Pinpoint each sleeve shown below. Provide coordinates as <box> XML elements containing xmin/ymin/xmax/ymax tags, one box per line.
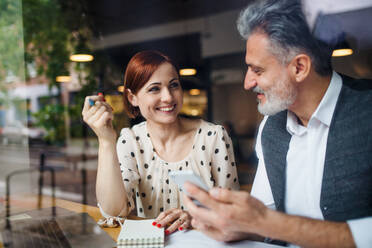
<box><xmin>116</xmin><ymin>128</ymin><xmax>141</xmax><ymax>214</ymax></box>
<box><xmin>210</xmin><ymin>125</ymin><xmax>240</xmax><ymax>190</ymax></box>
<box><xmin>347</xmin><ymin>217</ymin><xmax>372</xmax><ymax>248</ymax></box>
<box><xmin>250</xmin><ymin>116</ymin><xmax>276</xmax><ymax>209</ymax></box>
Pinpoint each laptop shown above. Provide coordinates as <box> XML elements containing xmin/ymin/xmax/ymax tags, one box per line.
<box><xmin>0</xmin><ymin>207</ymin><xmax>116</xmax><ymax>248</ymax></box>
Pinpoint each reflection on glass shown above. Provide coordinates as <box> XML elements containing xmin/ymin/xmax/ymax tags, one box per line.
<box><xmin>0</xmin><ymin>0</ymin><xmax>31</xmax><ymax>206</ymax></box>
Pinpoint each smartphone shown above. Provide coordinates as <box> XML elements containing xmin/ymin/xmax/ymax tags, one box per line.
<box><xmin>169</xmin><ymin>171</ymin><xmax>210</xmax><ymax>207</ymax></box>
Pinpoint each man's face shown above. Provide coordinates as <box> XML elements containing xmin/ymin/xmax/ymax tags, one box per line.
<box><xmin>244</xmin><ymin>32</ymin><xmax>297</xmax><ymax>116</ymax></box>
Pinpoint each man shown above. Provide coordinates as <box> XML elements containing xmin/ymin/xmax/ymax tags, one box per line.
<box><xmin>183</xmin><ymin>0</ymin><xmax>372</xmax><ymax>247</ymax></box>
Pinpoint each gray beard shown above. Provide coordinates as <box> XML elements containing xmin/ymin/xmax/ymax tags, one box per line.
<box><xmin>254</xmin><ymin>78</ymin><xmax>297</xmax><ymax>116</ymax></box>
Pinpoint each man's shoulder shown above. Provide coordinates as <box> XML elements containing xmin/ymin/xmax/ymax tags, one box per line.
<box><xmin>340</xmin><ymin>74</ymin><xmax>372</xmax><ymax>91</ymax></box>
<box><xmin>263</xmin><ymin>111</ymin><xmax>288</xmax><ymax>131</ymax></box>
<box><xmin>261</xmin><ymin>112</ymin><xmax>291</xmax><ymax>147</ymax></box>
<box><xmin>339</xmin><ymin>74</ymin><xmax>372</xmax><ymax>110</ymax></box>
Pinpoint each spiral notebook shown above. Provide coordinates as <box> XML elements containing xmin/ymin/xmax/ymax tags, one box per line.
<box><xmin>117</xmin><ymin>219</ymin><xmax>164</xmax><ymax>247</ymax></box>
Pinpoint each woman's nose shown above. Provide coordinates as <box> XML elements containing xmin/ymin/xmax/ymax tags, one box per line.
<box><xmin>161</xmin><ymin>88</ymin><xmax>172</xmax><ymax>102</ymax></box>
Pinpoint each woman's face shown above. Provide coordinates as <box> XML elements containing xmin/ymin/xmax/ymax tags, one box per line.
<box><xmin>130</xmin><ymin>62</ymin><xmax>183</xmax><ymax>125</ymax></box>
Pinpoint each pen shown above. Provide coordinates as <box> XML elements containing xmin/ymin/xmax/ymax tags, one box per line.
<box><xmin>89</xmin><ymin>92</ymin><xmax>105</xmax><ymax>106</ymax></box>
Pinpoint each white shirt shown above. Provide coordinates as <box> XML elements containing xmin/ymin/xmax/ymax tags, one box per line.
<box><xmin>251</xmin><ymin>72</ymin><xmax>372</xmax><ymax>247</ymax></box>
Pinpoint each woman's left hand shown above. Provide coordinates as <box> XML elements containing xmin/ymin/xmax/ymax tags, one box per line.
<box><xmin>154</xmin><ymin>208</ymin><xmax>192</xmax><ymax>235</ymax></box>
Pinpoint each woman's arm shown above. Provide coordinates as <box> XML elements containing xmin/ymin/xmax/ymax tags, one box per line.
<box><xmin>82</xmin><ymin>95</ymin><xmax>131</xmax><ymax>217</ymax></box>
<box><xmin>96</xmin><ymin>140</ymin><xmax>130</xmax><ymax>216</ymax></box>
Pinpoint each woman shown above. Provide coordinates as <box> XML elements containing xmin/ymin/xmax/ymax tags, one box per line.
<box><xmin>82</xmin><ymin>50</ymin><xmax>239</xmax><ymax>234</ymax></box>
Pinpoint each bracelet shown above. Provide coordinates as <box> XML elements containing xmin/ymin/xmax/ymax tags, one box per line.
<box><xmin>263</xmin><ymin>237</ymin><xmax>273</xmax><ymax>243</ymax></box>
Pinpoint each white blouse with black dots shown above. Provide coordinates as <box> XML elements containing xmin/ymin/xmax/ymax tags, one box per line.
<box><xmin>102</xmin><ymin>119</ymin><xmax>240</xmax><ymax>219</ymax></box>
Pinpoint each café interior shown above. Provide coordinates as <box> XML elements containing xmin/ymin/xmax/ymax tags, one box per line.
<box><xmin>0</xmin><ymin>0</ymin><xmax>371</xmax><ymax>246</ymax></box>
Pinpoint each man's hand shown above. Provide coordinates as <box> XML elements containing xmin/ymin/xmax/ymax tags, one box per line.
<box><xmin>190</xmin><ymin>218</ymin><xmax>257</xmax><ymax>242</ymax></box>
<box><xmin>183</xmin><ymin>182</ymin><xmax>356</xmax><ymax>247</ymax></box>
<box><xmin>183</xmin><ymin>182</ymin><xmax>268</xmax><ymax>241</ymax></box>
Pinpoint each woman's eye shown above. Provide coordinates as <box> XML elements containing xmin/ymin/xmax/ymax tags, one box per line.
<box><xmin>170</xmin><ymin>82</ymin><xmax>180</xmax><ymax>88</ymax></box>
<box><xmin>148</xmin><ymin>86</ymin><xmax>160</xmax><ymax>92</ymax></box>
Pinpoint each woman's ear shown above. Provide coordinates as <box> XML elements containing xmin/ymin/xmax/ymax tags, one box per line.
<box><xmin>288</xmin><ymin>54</ymin><xmax>311</xmax><ymax>83</ymax></box>
<box><xmin>127</xmin><ymin>89</ymin><xmax>138</xmax><ymax>107</ymax></box>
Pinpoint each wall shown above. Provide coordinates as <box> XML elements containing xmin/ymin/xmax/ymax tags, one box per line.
<box><xmin>93</xmin><ymin>10</ymin><xmax>245</xmax><ymax>58</ymax></box>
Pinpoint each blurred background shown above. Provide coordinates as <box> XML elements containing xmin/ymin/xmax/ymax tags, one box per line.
<box><xmin>1</xmin><ymin>0</ymin><xmax>371</xmax><ymax>209</ymax></box>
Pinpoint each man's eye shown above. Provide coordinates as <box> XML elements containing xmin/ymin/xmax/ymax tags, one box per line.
<box><xmin>253</xmin><ymin>68</ymin><xmax>262</xmax><ymax>75</ymax></box>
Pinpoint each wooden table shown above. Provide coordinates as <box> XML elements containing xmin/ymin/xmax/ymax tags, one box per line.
<box><xmin>2</xmin><ymin>182</ymin><xmax>253</xmax><ymax>242</ymax></box>
<box><xmin>2</xmin><ymin>194</ymin><xmax>280</xmax><ymax>248</ymax></box>
<box><xmin>1</xmin><ymin>194</ymin><xmax>123</xmax><ymax>241</ymax></box>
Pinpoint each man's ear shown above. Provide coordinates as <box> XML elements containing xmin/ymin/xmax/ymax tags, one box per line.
<box><xmin>288</xmin><ymin>54</ymin><xmax>311</xmax><ymax>82</ymax></box>
<box><xmin>127</xmin><ymin>89</ymin><xmax>138</xmax><ymax>107</ymax></box>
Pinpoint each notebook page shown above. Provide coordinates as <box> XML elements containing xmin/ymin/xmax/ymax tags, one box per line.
<box><xmin>118</xmin><ymin>219</ymin><xmax>164</xmax><ymax>240</ymax></box>
<box><xmin>166</xmin><ymin>230</ymin><xmax>280</xmax><ymax>248</ymax></box>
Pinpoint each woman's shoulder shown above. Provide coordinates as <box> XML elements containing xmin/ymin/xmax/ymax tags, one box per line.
<box><xmin>119</xmin><ymin>121</ymin><xmax>147</xmax><ymax>139</ymax></box>
<box><xmin>131</xmin><ymin>121</ymin><xmax>147</xmax><ymax>134</ymax></box>
<box><xmin>198</xmin><ymin>119</ymin><xmax>226</xmax><ymax>134</ymax></box>
<box><xmin>180</xmin><ymin>117</ymin><xmax>202</xmax><ymax>132</ymax></box>
<box><xmin>180</xmin><ymin>117</ymin><xmax>222</xmax><ymax>129</ymax></box>
<box><xmin>185</xmin><ymin>118</ymin><xmax>227</xmax><ymax>147</ymax></box>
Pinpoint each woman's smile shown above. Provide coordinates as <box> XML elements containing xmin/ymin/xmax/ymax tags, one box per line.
<box><xmin>156</xmin><ymin>104</ymin><xmax>176</xmax><ymax>113</ymax></box>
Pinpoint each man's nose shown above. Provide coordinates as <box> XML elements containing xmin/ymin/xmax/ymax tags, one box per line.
<box><xmin>244</xmin><ymin>72</ymin><xmax>257</xmax><ymax>90</ymax></box>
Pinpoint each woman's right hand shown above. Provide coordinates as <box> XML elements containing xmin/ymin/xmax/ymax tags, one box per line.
<box><xmin>154</xmin><ymin>208</ymin><xmax>192</xmax><ymax>235</ymax></box>
<box><xmin>82</xmin><ymin>94</ymin><xmax>117</xmax><ymax>143</ymax></box>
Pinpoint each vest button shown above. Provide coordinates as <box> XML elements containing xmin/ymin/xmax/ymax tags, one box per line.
<box><xmin>323</xmin><ymin>206</ymin><xmax>328</xmax><ymax>211</ymax></box>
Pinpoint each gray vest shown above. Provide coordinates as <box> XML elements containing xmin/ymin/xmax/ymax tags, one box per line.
<box><xmin>261</xmin><ymin>75</ymin><xmax>372</xmax><ymax>221</ymax></box>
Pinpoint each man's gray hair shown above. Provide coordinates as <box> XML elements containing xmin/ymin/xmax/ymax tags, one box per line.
<box><xmin>237</xmin><ymin>0</ymin><xmax>332</xmax><ymax>76</ymax></box>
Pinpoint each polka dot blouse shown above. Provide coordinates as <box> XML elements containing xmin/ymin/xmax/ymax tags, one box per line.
<box><xmin>111</xmin><ymin>119</ymin><xmax>239</xmax><ymax>218</ymax></box>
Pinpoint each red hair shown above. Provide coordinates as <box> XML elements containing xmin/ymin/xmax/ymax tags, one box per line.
<box><xmin>123</xmin><ymin>50</ymin><xmax>178</xmax><ymax>118</ymax></box>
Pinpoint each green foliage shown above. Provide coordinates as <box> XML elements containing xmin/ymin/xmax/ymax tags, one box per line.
<box><xmin>1</xmin><ymin>0</ymin><xmax>119</xmax><ymax>144</ymax></box>
<box><xmin>67</xmin><ymin>72</ymin><xmax>98</xmax><ymax>138</ymax></box>
<box><xmin>0</xmin><ymin>0</ymin><xmax>25</xmax><ymax>84</ymax></box>
<box><xmin>0</xmin><ymin>0</ymin><xmax>25</xmax><ymax>125</ymax></box>
<box><xmin>22</xmin><ymin>0</ymin><xmax>71</xmax><ymax>85</ymax></box>
<box><xmin>32</xmin><ymin>104</ymin><xmax>66</xmax><ymax>144</ymax></box>
<box><xmin>21</xmin><ymin>0</ymin><xmax>99</xmax><ymax>142</ymax></box>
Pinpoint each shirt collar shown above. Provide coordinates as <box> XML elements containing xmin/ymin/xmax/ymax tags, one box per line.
<box><xmin>286</xmin><ymin>71</ymin><xmax>342</xmax><ymax>135</ymax></box>
<box><xmin>311</xmin><ymin>71</ymin><xmax>342</xmax><ymax>126</ymax></box>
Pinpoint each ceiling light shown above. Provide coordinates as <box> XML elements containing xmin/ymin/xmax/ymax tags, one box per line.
<box><xmin>190</xmin><ymin>109</ymin><xmax>199</xmax><ymax>116</ymax></box>
<box><xmin>56</xmin><ymin>76</ymin><xmax>71</xmax><ymax>83</ymax></box>
<box><xmin>332</xmin><ymin>39</ymin><xmax>353</xmax><ymax>57</ymax></box>
<box><xmin>180</xmin><ymin>68</ymin><xmax>197</xmax><ymax>76</ymax></box>
<box><xmin>189</xmin><ymin>89</ymin><xmax>200</xmax><ymax>96</ymax></box>
<box><xmin>332</xmin><ymin>48</ymin><xmax>353</xmax><ymax>57</ymax></box>
<box><xmin>70</xmin><ymin>54</ymin><xmax>94</xmax><ymax>62</ymax></box>
<box><xmin>118</xmin><ymin>85</ymin><xmax>124</xmax><ymax>92</ymax></box>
